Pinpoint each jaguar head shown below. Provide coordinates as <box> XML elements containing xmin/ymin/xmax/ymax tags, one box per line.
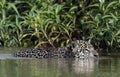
<box><xmin>70</xmin><ymin>40</ymin><xmax>99</xmax><ymax>58</ymax></box>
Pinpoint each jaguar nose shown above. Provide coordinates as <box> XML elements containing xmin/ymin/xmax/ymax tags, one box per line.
<box><xmin>93</xmin><ymin>50</ymin><xmax>99</xmax><ymax>58</ymax></box>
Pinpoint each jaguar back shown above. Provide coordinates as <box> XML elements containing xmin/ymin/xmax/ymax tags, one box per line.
<box><xmin>14</xmin><ymin>40</ymin><xmax>99</xmax><ymax>59</ymax></box>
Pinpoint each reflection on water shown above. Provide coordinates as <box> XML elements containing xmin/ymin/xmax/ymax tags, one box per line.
<box><xmin>72</xmin><ymin>58</ymin><xmax>98</xmax><ymax>74</ymax></box>
<box><xmin>0</xmin><ymin>56</ymin><xmax>120</xmax><ymax>77</ymax></box>
<box><xmin>0</xmin><ymin>48</ymin><xmax>120</xmax><ymax>77</ymax></box>
<box><xmin>0</xmin><ymin>56</ymin><xmax>99</xmax><ymax>77</ymax></box>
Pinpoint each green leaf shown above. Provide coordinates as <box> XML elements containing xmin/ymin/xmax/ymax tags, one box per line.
<box><xmin>110</xmin><ymin>13</ymin><xmax>118</xmax><ymax>21</ymax></box>
<box><xmin>115</xmin><ymin>30</ymin><xmax>120</xmax><ymax>36</ymax></box>
<box><xmin>105</xmin><ymin>1</ymin><xmax>117</xmax><ymax>12</ymax></box>
<box><xmin>99</xmin><ymin>0</ymin><xmax>105</xmax><ymax>3</ymax></box>
<box><xmin>8</xmin><ymin>3</ymin><xmax>20</xmax><ymax>16</ymax></box>
<box><xmin>69</xmin><ymin>6</ymin><xmax>78</xmax><ymax>11</ymax></box>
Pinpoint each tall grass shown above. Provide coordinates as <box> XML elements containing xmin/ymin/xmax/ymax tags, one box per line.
<box><xmin>0</xmin><ymin>0</ymin><xmax>119</xmax><ymax>52</ymax></box>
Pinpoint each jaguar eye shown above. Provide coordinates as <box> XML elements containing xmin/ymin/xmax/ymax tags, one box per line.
<box><xmin>85</xmin><ymin>49</ymin><xmax>89</xmax><ymax>52</ymax></box>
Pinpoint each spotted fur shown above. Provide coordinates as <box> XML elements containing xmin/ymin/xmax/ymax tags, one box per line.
<box><xmin>13</xmin><ymin>40</ymin><xmax>99</xmax><ymax>59</ymax></box>
<box><xmin>70</xmin><ymin>40</ymin><xmax>98</xmax><ymax>58</ymax></box>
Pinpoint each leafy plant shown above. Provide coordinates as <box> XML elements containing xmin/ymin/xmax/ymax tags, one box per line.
<box><xmin>0</xmin><ymin>0</ymin><xmax>119</xmax><ymax>52</ymax></box>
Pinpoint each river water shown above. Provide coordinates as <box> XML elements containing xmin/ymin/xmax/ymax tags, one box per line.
<box><xmin>0</xmin><ymin>48</ymin><xmax>120</xmax><ymax>77</ymax></box>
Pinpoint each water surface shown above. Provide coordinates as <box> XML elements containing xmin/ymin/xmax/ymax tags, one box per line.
<box><xmin>0</xmin><ymin>48</ymin><xmax>120</xmax><ymax>77</ymax></box>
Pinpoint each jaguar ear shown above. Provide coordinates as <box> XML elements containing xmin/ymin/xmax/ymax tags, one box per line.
<box><xmin>88</xmin><ymin>39</ymin><xmax>91</xmax><ymax>44</ymax></box>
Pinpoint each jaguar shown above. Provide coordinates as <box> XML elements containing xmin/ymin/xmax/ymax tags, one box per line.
<box><xmin>13</xmin><ymin>40</ymin><xmax>99</xmax><ymax>59</ymax></box>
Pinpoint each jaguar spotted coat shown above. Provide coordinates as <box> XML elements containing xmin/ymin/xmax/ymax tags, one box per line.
<box><xmin>13</xmin><ymin>40</ymin><xmax>99</xmax><ymax>59</ymax></box>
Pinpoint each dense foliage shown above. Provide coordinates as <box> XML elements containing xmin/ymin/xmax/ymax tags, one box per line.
<box><xmin>0</xmin><ymin>0</ymin><xmax>120</xmax><ymax>52</ymax></box>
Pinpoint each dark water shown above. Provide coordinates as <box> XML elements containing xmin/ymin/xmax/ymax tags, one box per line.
<box><xmin>0</xmin><ymin>48</ymin><xmax>120</xmax><ymax>77</ymax></box>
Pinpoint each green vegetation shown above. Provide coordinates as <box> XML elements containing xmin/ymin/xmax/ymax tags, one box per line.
<box><xmin>0</xmin><ymin>0</ymin><xmax>120</xmax><ymax>52</ymax></box>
